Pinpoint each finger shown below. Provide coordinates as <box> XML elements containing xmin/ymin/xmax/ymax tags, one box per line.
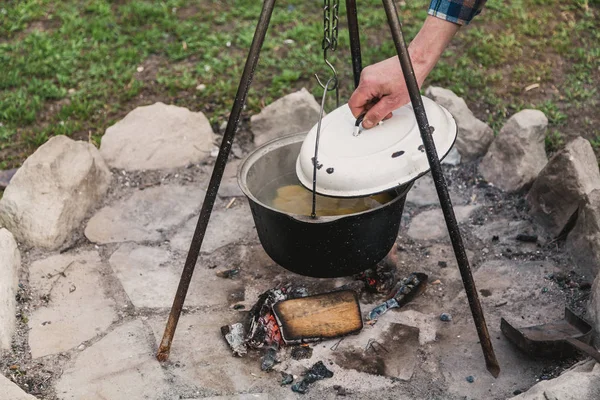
<box><xmin>362</xmin><ymin>98</ymin><xmax>397</xmax><ymax>129</ymax></box>
<box><xmin>348</xmin><ymin>86</ymin><xmax>376</xmax><ymax>118</ymax></box>
<box><xmin>384</xmin><ymin>112</ymin><xmax>393</xmax><ymax>120</ymax></box>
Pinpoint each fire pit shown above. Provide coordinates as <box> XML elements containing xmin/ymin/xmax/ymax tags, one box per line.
<box><xmin>238</xmin><ymin>132</ymin><xmax>412</xmax><ymax>278</ymax></box>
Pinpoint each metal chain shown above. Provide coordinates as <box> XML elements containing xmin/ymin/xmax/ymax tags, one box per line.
<box><xmin>321</xmin><ymin>0</ymin><xmax>339</xmax><ymax>52</ymax></box>
<box><xmin>316</xmin><ymin>0</ymin><xmax>339</xmax><ymax>96</ymax></box>
<box><xmin>330</xmin><ymin>0</ymin><xmax>339</xmax><ymax>51</ymax></box>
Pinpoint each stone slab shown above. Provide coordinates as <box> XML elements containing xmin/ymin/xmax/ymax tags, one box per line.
<box><xmin>148</xmin><ymin>312</ymin><xmax>261</xmax><ymax>395</ymax></box>
<box><xmin>218</xmin><ymin>159</ymin><xmax>244</xmax><ymax>198</ymax></box>
<box><xmin>0</xmin><ymin>228</ymin><xmax>19</xmax><ymax>350</ymax></box>
<box><xmin>438</xmin><ymin>259</ymin><xmax>567</xmax><ymax>400</ymax></box>
<box><xmin>510</xmin><ymin>360</ymin><xmax>600</xmax><ymax>400</ymax></box>
<box><xmin>55</xmin><ymin>320</ymin><xmax>169</xmax><ymax>400</ymax></box>
<box><xmin>28</xmin><ymin>251</ymin><xmax>118</xmax><ymax>358</ymax></box>
<box><xmin>333</xmin><ymin>323</ymin><xmax>420</xmax><ymax>381</ymax></box>
<box><xmin>85</xmin><ymin>184</ymin><xmax>205</xmax><ymax>244</ymax></box>
<box><xmin>406</xmin><ymin>173</ymin><xmax>465</xmax><ymax>207</ymax></box>
<box><xmin>170</xmin><ymin>199</ymin><xmax>257</xmax><ymax>254</ymax></box>
<box><xmin>109</xmin><ymin>243</ymin><xmax>243</xmax><ymax>308</ymax></box>
<box><xmin>407</xmin><ymin>205</ymin><xmax>480</xmax><ymax>241</ymax></box>
<box><xmin>0</xmin><ymin>373</ymin><xmax>38</xmax><ymax>400</ymax></box>
<box><xmin>100</xmin><ymin>102</ymin><xmax>214</xmax><ymax>171</ymax></box>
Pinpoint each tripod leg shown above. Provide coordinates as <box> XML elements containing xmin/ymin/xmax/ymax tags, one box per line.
<box><xmin>345</xmin><ymin>0</ymin><xmax>362</xmax><ymax>89</ymax></box>
<box><xmin>380</xmin><ymin>0</ymin><xmax>500</xmax><ymax>378</ymax></box>
<box><xmin>156</xmin><ymin>0</ymin><xmax>277</xmax><ymax>362</ymax></box>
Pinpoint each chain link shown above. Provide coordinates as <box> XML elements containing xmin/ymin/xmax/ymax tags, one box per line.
<box><xmin>321</xmin><ymin>0</ymin><xmax>339</xmax><ymax>52</ymax></box>
<box><xmin>316</xmin><ymin>0</ymin><xmax>340</xmax><ymax>95</ymax></box>
<box><xmin>330</xmin><ymin>0</ymin><xmax>339</xmax><ymax>51</ymax></box>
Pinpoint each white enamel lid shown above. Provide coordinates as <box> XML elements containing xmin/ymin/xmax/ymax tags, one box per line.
<box><xmin>295</xmin><ymin>96</ymin><xmax>457</xmax><ymax>197</ymax></box>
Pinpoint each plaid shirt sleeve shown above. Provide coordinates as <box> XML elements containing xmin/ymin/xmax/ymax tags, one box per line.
<box><xmin>428</xmin><ymin>0</ymin><xmax>487</xmax><ymax>25</ymax></box>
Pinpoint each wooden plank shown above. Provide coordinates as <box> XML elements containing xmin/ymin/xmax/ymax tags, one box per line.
<box><xmin>273</xmin><ymin>290</ymin><xmax>363</xmax><ymax>344</ymax></box>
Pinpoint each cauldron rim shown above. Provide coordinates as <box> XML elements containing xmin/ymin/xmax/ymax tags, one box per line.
<box><xmin>237</xmin><ymin>132</ymin><xmax>410</xmax><ymax>223</ymax></box>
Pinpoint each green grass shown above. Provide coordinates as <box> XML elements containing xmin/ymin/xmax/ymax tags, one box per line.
<box><xmin>0</xmin><ymin>0</ymin><xmax>599</xmax><ymax>169</ymax></box>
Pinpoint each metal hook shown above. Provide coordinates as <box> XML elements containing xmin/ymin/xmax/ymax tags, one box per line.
<box><xmin>314</xmin><ymin>58</ymin><xmax>339</xmax><ymax>92</ymax></box>
<box><xmin>314</xmin><ymin>57</ymin><xmax>340</xmax><ymax>108</ymax></box>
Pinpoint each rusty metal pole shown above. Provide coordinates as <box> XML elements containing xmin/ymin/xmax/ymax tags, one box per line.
<box><xmin>156</xmin><ymin>0</ymin><xmax>277</xmax><ymax>362</ymax></box>
<box><xmin>380</xmin><ymin>0</ymin><xmax>500</xmax><ymax>378</ymax></box>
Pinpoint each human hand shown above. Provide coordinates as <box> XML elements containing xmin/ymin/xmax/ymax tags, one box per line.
<box><xmin>347</xmin><ymin>16</ymin><xmax>460</xmax><ymax>129</ymax></box>
<box><xmin>348</xmin><ymin>56</ymin><xmax>427</xmax><ymax>129</ymax></box>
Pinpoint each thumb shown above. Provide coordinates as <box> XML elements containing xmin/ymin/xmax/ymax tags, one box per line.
<box><xmin>362</xmin><ymin>97</ymin><xmax>397</xmax><ymax>129</ymax></box>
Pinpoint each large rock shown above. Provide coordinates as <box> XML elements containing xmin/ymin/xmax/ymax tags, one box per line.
<box><xmin>0</xmin><ymin>374</ymin><xmax>38</xmax><ymax>400</ymax></box>
<box><xmin>479</xmin><ymin>110</ymin><xmax>548</xmax><ymax>192</ymax></box>
<box><xmin>55</xmin><ymin>320</ymin><xmax>169</xmax><ymax>399</ymax></box>
<box><xmin>509</xmin><ymin>360</ymin><xmax>600</xmax><ymax>400</ymax></box>
<box><xmin>85</xmin><ymin>184</ymin><xmax>204</xmax><ymax>244</ymax></box>
<box><xmin>0</xmin><ymin>228</ymin><xmax>19</xmax><ymax>350</ymax></box>
<box><xmin>251</xmin><ymin>88</ymin><xmax>321</xmax><ymax>147</ymax></box>
<box><xmin>100</xmin><ymin>102</ymin><xmax>214</xmax><ymax>171</ymax></box>
<box><xmin>425</xmin><ymin>86</ymin><xmax>493</xmax><ymax>161</ymax></box>
<box><xmin>566</xmin><ymin>189</ymin><xmax>600</xmax><ymax>278</ymax></box>
<box><xmin>27</xmin><ymin>251</ymin><xmax>118</xmax><ymax>358</ymax></box>
<box><xmin>590</xmin><ymin>275</ymin><xmax>600</xmax><ymax>342</ymax></box>
<box><xmin>527</xmin><ymin>137</ymin><xmax>600</xmax><ymax>237</ymax></box>
<box><xmin>0</xmin><ymin>136</ymin><xmax>111</xmax><ymax>250</ymax></box>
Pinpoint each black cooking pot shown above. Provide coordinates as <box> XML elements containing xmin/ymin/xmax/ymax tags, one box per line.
<box><xmin>238</xmin><ymin>133</ymin><xmax>412</xmax><ymax>278</ymax></box>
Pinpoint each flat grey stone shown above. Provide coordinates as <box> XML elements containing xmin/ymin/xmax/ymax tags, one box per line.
<box><xmin>406</xmin><ymin>173</ymin><xmax>464</xmax><ymax>207</ymax></box>
<box><xmin>251</xmin><ymin>88</ymin><xmax>321</xmax><ymax>147</ymax></box>
<box><xmin>441</xmin><ymin>259</ymin><xmax>567</xmax><ymax>400</ymax></box>
<box><xmin>170</xmin><ymin>199</ymin><xmax>256</xmax><ymax>254</ymax></box>
<box><xmin>407</xmin><ymin>205</ymin><xmax>480</xmax><ymax>240</ymax></box>
<box><xmin>0</xmin><ymin>168</ymin><xmax>18</xmax><ymax>190</ymax></box>
<box><xmin>55</xmin><ymin>320</ymin><xmax>169</xmax><ymax>400</ymax></box>
<box><xmin>100</xmin><ymin>102</ymin><xmax>214</xmax><ymax>171</ymax></box>
<box><xmin>148</xmin><ymin>313</ymin><xmax>261</xmax><ymax>394</ymax></box>
<box><xmin>480</xmin><ymin>109</ymin><xmax>548</xmax><ymax>193</ymax></box>
<box><xmin>509</xmin><ymin>360</ymin><xmax>600</xmax><ymax>400</ymax></box>
<box><xmin>198</xmin><ymin>396</ymin><xmax>270</xmax><ymax>400</ymax></box>
<box><xmin>441</xmin><ymin>146</ymin><xmax>461</xmax><ymax>166</ymax></box>
<box><xmin>333</xmin><ymin>323</ymin><xmax>419</xmax><ymax>381</ymax></box>
<box><xmin>0</xmin><ymin>228</ymin><xmax>20</xmax><ymax>350</ymax></box>
<box><xmin>527</xmin><ymin>137</ymin><xmax>600</xmax><ymax>237</ymax></box>
<box><xmin>425</xmin><ymin>87</ymin><xmax>493</xmax><ymax>161</ymax></box>
<box><xmin>218</xmin><ymin>159</ymin><xmax>244</xmax><ymax>198</ymax></box>
<box><xmin>85</xmin><ymin>184</ymin><xmax>205</xmax><ymax>244</ymax></box>
<box><xmin>108</xmin><ymin>243</ymin><xmax>243</xmax><ymax>308</ymax></box>
<box><xmin>0</xmin><ymin>374</ymin><xmax>38</xmax><ymax>399</ymax></box>
<box><xmin>472</xmin><ymin>218</ymin><xmax>540</xmax><ymax>248</ymax></box>
<box><xmin>0</xmin><ymin>136</ymin><xmax>111</xmax><ymax>250</ymax></box>
<box><xmin>28</xmin><ymin>251</ymin><xmax>117</xmax><ymax>358</ymax></box>
<box><xmin>472</xmin><ymin>260</ymin><xmax>559</xmax><ymax>311</ymax></box>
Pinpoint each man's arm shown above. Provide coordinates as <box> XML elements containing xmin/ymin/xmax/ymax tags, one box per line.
<box><xmin>348</xmin><ymin>1</ymin><xmax>486</xmax><ymax>128</ymax></box>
